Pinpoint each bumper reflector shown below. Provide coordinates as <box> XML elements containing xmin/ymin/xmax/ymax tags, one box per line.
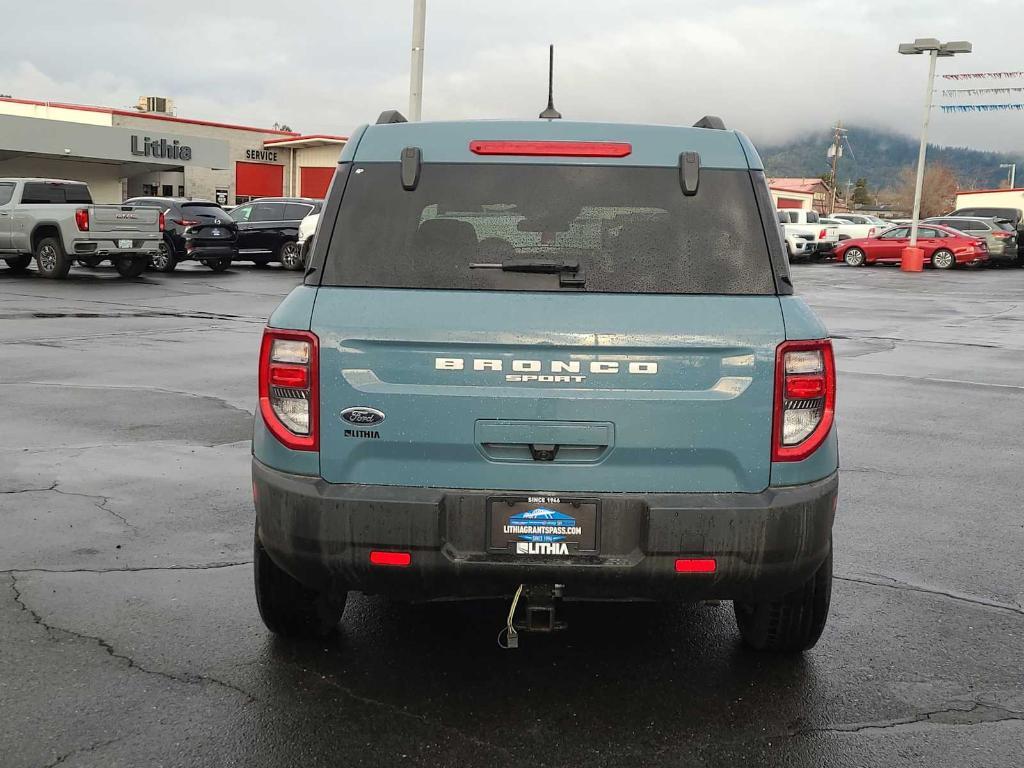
<box><xmin>369</xmin><ymin>550</ymin><xmax>411</xmax><ymax>567</ymax></box>
<box><xmin>674</xmin><ymin>558</ymin><xmax>717</xmax><ymax>574</ymax></box>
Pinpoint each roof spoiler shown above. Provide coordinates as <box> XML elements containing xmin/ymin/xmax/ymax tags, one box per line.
<box><xmin>376</xmin><ymin>110</ymin><xmax>408</xmax><ymax>125</ymax></box>
<box><xmin>693</xmin><ymin>115</ymin><xmax>726</xmax><ymax>130</ymax></box>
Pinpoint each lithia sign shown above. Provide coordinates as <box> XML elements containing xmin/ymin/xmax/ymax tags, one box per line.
<box><xmin>130</xmin><ymin>135</ymin><xmax>193</xmax><ymax>161</ymax></box>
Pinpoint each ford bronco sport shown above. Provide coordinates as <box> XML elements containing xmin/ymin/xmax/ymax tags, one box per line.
<box><xmin>252</xmin><ymin>112</ymin><xmax>839</xmax><ymax>652</ymax></box>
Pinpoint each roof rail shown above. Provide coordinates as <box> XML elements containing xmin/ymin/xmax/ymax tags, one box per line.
<box><xmin>693</xmin><ymin>115</ymin><xmax>726</xmax><ymax>130</ymax></box>
<box><xmin>376</xmin><ymin>110</ymin><xmax>408</xmax><ymax>125</ymax></box>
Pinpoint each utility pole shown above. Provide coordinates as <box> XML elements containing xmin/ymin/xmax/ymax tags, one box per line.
<box><xmin>408</xmin><ymin>0</ymin><xmax>426</xmax><ymax>121</ymax></box>
<box><xmin>1000</xmin><ymin>163</ymin><xmax>1016</xmax><ymax>188</ymax></box>
<box><xmin>827</xmin><ymin>122</ymin><xmax>845</xmax><ymax>215</ymax></box>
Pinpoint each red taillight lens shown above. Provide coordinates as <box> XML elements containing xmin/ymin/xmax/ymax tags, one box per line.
<box><xmin>819</xmin><ymin>228</ymin><xmax>827</xmax><ymax>240</ymax></box>
<box><xmin>258</xmin><ymin>329</ymin><xmax>318</xmax><ymax>451</ymax></box>
<box><xmin>173</xmin><ymin>218</ymin><xmax>201</xmax><ymax>227</ymax></box>
<box><xmin>772</xmin><ymin>339</ymin><xmax>836</xmax><ymax>462</ymax></box>
<box><xmin>370</xmin><ymin>550</ymin><xmax>411</xmax><ymax>567</ymax></box>
<box><xmin>993</xmin><ymin>231</ymin><xmax>1012</xmax><ymax>238</ymax></box>
<box><xmin>158</xmin><ymin>211</ymin><xmax>166</xmax><ymax>231</ymax></box>
<box><xmin>674</xmin><ymin>558</ymin><xmax>717</xmax><ymax>573</ymax></box>
<box><xmin>74</xmin><ymin>209</ymin><xmax>89</xmax><ymax>231</ymax></box>
<box><xmin>469</xmin><ymin>140</ymin><xmax>632</xmax><ymax>157</ymax></box>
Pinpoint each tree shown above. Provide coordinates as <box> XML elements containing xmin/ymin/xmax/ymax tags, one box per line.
<box><xmin>852</xmin><ymin>178</ymin><xmax>871</xmax><ymax>205</ymax></box>
<box><xmin>272</xmin><ymin>122</ymin><xmax>293</xmax><ymax>132</ymax></box>
<box><xmin>897</xmin><ymin>163</ymin><xmax>959</xmax><ymax>218</ymax></box>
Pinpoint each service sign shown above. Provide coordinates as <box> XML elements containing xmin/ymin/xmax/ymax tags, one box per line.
<box><xmin>245</xmin><ymin>148</ymin><xmax>279</xmax><ymax>163</ymax></box>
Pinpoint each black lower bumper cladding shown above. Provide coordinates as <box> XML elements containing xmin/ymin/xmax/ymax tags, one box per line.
<box><xmin>253</xmin><ymin>459</ymin><xmax>837</xmax><ymax>602</ymax></box>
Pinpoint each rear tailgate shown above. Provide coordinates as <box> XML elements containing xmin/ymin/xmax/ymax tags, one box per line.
<box><xmin>312</xmin><ymin>289</ymin><xmax>785</xmax><ymax>494</ymax></box>
<box><xmin>89</xmin><ymin>205</ymin><xmax>161</xmax><ymax>234</ymax></box>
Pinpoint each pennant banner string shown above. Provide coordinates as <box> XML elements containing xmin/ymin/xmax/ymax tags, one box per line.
<box><xmin>940</xmin><ymin>87</ymin><xmax>1024</xmax><ymax>96</ymax></box>
<box><xmin>940</xmin><ymin>103</ymin><xmax>1024</xmax><ymax>112</ymax></box>
<box><xmin>942</xmin><ymin>72</ymin><xmax>1024</xmax><ymax>80</ymax></box>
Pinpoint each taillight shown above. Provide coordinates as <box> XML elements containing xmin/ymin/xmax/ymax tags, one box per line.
<box><xmin>159</xmin><ymin>211</ymin><xmax>166</xmax><ymax>231</ymax></box>
<box><xmin>819</xmin><ymin>228</ymin><xmax>827</xmax><ymax>240</ymax></box>
<box><xmin>258</xmin><ymin>329</ymin><xmax>318</xmax><ymax>451</ymax></box>
<box><xmin>868</xmin><ymin>227</ymin><xmax>876</xmax><ymax>237</ymax></box>
<box><xmin>772</xmin><ymin>339</ymin><xmax>836</xmax><ymax>462</ymax></box>
<box><xmin>75</xmin><ymin>209</ymin><xmax>89</xmax><ymax>231</ymax></box>
<box><xmin>173</xmin><ymin>218</ymin><xmax>201</xmax><ymax>227</ymax></box>
<box><xmin>993</xmin><ymin>231</ymin><xmax>1013</xmax><ymax>238</ymax></box>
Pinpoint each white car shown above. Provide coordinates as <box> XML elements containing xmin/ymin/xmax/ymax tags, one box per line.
<box><xmin>777</xmin><ymin>209</ymin><xmax>839</xmax><ymax>261</ymax></box>
<box><xmin>296</xmin><ymin>211</ymin><xmax>320</xmax><ymax>268</ymax></box>
<box><xmin>819</xmin><ymin>215</ymin><xmax>878</xmax><ymax>241</ymax></box>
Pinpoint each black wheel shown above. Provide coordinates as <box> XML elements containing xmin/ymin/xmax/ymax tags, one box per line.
<box><xmin>207</xmin><ymin>258</ymin><xmax>230</xmax><ymax>272</ymax></box>
<box><xmin>279</xmin><ymin>241</ymin><xmax>303</xmax><ymax>271</ymax></box>
<box><xmin>35</xmin><ymin>237</ymin><xmax>71</xmax><ymax>279</ymax></box>
<box><xmin>734</xmin><ymin>545</ymin><xmax>832</xmax><ymax>652</ymax></box>
<box><xmin>843</xmin><ymin>247</ymin><xmax>866</xmax><ymax>267</ymax></box>
<box><xmin>931</xmin><ymin>249</ymin><xmax>955</xmax><ymax>270</ymax></box>
<box><xmin>254</xmin><ymin>529</ymin><xmax>345</xmax><ymax>638</ymax></box>
<box><xmin>149</xmin><ymin>241</ymin><xmax>177</xmax><ymax>273</ymax></box>
<box><xmin>4</xmin><ymin>255</ymin><xmax>32</xmax><ymax>274</ymax></box>
<box><xmin>115</xmin><ymin>257</ymin><xmax>147</xmax><ymax>278</ymax></box>
<box><xmin>76</xmin><ymin>256</ymin><xmax>102</xmax><ymax>268</ymax></box>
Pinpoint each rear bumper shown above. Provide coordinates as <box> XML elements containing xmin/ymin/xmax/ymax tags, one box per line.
<box><xmin>186</xmin><ymin>244</ymin><xmax>236</xmax><ymax>259</ymax></box>
<box><xmin>253</xmin><ymin>459</ymin><xmax>838</xmax><ymax>602</ymax></box>
<box><xmin>73</xmin><ymin>237</ymin><xmax>161</xmax><ymax>256</ymax></box>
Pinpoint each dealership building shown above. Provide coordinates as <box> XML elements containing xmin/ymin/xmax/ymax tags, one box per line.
<box><xmin>0</xmin><ymin>96</ymin><xmax>347</xmax><ymax>205</ymax></box>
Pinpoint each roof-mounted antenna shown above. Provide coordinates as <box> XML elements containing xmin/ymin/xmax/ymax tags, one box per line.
<box><xmin>539</xmin><ymin>44</ymin><xmax>562</xmax><ymax>120</ymax></box>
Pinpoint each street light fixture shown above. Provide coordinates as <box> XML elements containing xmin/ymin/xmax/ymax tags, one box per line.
<box><xmin>898</xmin><ymin>38</ymin><xmax>972</xmax><ymax>254</ymax></box>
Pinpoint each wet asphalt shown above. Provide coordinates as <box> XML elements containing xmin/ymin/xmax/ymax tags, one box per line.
<box><xmin>1</xmin><ymin>260</ymin><xmax>1022</xmax><ymax>768</ymax></box>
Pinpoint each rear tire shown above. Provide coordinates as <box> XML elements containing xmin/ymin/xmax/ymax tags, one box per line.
<box><xmin>115</xmin><ymin>257</ymin><xmax>147</xmax><ymax>278</ymax></box>
<box><xmin>734</xmin><ymin>545</ymin><xmax>832</xmax><ymax>652</ymax></box>
<box><xmin>35</xmin><ymin>237</ymin><xmax>71</xmax><ymax>279</ymax></box>
<box><xmin>843</xmin><ymin>247</ymin><xmax>866</xmax><ymax>267</ymax></box>
<box><xmin>931</xmin><ymin>249</ymin><xmax>955</xmax><ymax>270</ymax></box>
<box><xmin>279</xmin><ymin>241</ymin><xmax>303</xmax><ymax>271</ymax></box>
<box><xmin>150</xmin><ymin>241</ymin><xmax>177</xmax><ymax>273</ymax></box>
<box><xmin>254</xmin><ymin>529</ymin><xmax>345</xmax><ymax>638</ymax></box>
<box><xmin>4</xmin><ymin>255</ymin><xmax>32</xmax><ymax>274</ymax></box>
<box><xmin>207</xmin><ymin>258</ymin><xmax>230</xmax><ymax>272</ymax></box>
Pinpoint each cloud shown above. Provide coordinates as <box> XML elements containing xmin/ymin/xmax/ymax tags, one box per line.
<box><xmin>1</xmin><ymin>0</ymin><xmax>1021</xmax><ymax>152</ymax></box>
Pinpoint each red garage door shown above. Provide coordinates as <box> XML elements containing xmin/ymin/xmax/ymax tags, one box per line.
<box><xmin>777</xmin><ymin>197</ymin><xmax>804</xmax><ymax>209</ymax></box>
<box><xmin>236</xmin><ymin>162</ymin><xmax>283</xmax><ymax>197</ymax></box>
<box><xmin>301</xmin><ymin>166</ymin><xmax>335</xmax><ymax>199</ymax></box>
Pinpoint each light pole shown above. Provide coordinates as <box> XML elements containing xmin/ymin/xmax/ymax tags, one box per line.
<box><xmin>898</xmin><ymin>38</ymin><xmax>972</xmax><ymax>249</ymax></box>
<box><xmin>408</xmin><ymin>0</ymin><xmax>426</xmax><ymax>121</ymax></box>
<box><xmin>1000</xmin><ymin>163</ymin><xmax>1016</xmax><ymax>188</ymax></box>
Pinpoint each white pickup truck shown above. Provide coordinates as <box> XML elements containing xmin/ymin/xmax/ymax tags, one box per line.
<box><xmin>0</xmin><ymin>178</ymin><xmax>162</xmax><ymax>278</ymax></box>
<box><xmin>777</xmin><ymin>209</ymin><xmax>839</xmax><ymax>261</ymax></box>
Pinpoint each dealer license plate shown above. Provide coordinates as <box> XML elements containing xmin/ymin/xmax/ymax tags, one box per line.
<box><xmin>488</xmin><ymin>496</ymin><xmax>599</xmax><ymax>556</ymax></box>
<box><xmin>117</xmin><ymin>239</ymin><xmax>132</xmax><ymax>249</ymax></box>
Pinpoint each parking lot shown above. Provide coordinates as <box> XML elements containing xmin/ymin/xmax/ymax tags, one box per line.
<box><xmin>2</xmin><ymin>261</ymin><xmax>1022</xmax><ymax>767</ymax></box>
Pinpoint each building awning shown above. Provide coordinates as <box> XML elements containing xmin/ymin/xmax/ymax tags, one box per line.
<box><xmin>263</xmin><ymin>134</ymin><xmax>348</xmax><ymax>149</ymax></box>
<box><xmin>0</xmin><ymin>113</ymin><xmax>230</xmax><ymax>171</ymax></box>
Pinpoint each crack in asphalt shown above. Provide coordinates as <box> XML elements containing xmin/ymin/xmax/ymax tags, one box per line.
<box><xmin>44</xmin><ymin>737</ymin><xmax>125</xmax><ymax>768</ymax></box>
<box><xmin>836</xmin><ymin>573</ymin><xmax>1024</xmax><ymax>617</ymax></box>
<box><xmin>1</xmin><ymin>562</ymin><xmax>252</xmax><ymax>575</ymax></box>
<box><xmin>7</xmin><ymin>573</ymin><xmax>255</xmax><ymax>703</ymax></box>
<box><xmin>0</xmin><ymin>482</ymin><xmax>136</xmax><ymax>532</ymax></box>
<box><xmin>22</xmin><ymin>381</ymin><xmax>255</xmax><ymax>416</ymax></box>
<box><xmin>831</xmin><ymin>333</ymin><xmax>1004</xmax><ymax>350</ymax></box>
<box><xmin>786</xmin><ymin>700</ymin><xmax>1024</xmax><ymax>737</ymax></box>
<box><xmin>840</xmin><ymin>465</ymin><xmax>912</xmax><ymax>478</ymax></box>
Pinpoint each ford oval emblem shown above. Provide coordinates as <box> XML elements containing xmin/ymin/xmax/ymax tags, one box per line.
<box><xmin>340</xmin><ymin>407</ymin><xmax>386</xmax><ymax>426</ymax></box>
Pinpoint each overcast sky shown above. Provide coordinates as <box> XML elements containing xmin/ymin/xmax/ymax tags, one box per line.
<box><xmin>3</xmin><ymin>0</ymin><xmax>1023</xmax><ymax>153</ymax></box>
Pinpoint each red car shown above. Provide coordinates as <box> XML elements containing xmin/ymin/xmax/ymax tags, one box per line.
<box><xmin>834</xmin><ymin>224</ymin><xmax>988</xmax><ymax>269</ymax></box>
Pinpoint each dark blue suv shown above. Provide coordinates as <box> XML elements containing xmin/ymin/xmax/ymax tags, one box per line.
<box><xmin>251</xmin><ymin>113</ymin><xmax>838</xmax><ymax>652</ymax></box>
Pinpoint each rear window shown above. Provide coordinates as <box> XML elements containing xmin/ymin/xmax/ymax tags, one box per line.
<box><xmin>321</xmin><ymin>163</ymin><xmax>776</xmax><ymax>295</ymax></box>
<box><xmin>180</xmin><ymin>203</ymin><xmax>225</xmax><ymax>217</ymax></box>
<box><xmin>805</xmin><ymin>211</ymin><xmax>820</xmax><ymax>223</ymax></box>
<box><xmin>21</xmin><ymin>182</ymin><xmax>92</xmax><ymax>204</ymax></box>
<box><xmin>284</xmin><ymin>203</ymin><xmax>314</xmax><ymax>220</ymax></box>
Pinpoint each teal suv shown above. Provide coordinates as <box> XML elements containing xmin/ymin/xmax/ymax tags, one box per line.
<box><xmin>252</xmin><ymin>112</ymin><xmax>839</xmax><ymax>652</ymax></box>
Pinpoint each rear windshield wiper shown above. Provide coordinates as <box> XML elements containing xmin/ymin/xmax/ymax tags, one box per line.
<box><xmin>470</xmin><ymin>258</ymin><xmax>580</xmax><ymax>274</ymax></box>
<box><xmin>470</xmin><ymin>258</ymin><xmax>585</xmax><ymax>287</ymax></box>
